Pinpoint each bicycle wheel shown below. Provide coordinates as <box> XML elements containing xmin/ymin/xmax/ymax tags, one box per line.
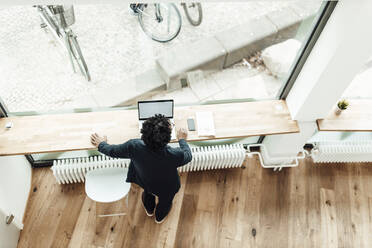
<box><xmin>181</xmin><ymin>3</ymin><xmax>202</xmax><ymax>26</ymax></box>
<box><xmin>138</xmin><ymin>3</ymin><xmax>182</xmax><ymax>43</ymax></box>
<box><xmin>67</xmin><ymin>32</ymin><xmax>91</xmax><ymax>81</ymax></box>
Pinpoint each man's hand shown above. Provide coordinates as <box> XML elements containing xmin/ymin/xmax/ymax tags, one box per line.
<box><xmin>177</xmin><ymin>128</ymin><xmax>188</xmax><ymax>140</ymax></box>
<box><xmin>91</xmin><ymin>133</ymin><xmax>107</xmax><ymax>148</ymax></box>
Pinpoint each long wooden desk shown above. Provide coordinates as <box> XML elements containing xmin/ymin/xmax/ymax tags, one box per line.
<box><xmin>0</xmin><ymin>100</ymin><xmax>299</xmax><ymax>156</ymax></box>
<box><xmin>317</xmin><ymin>99</ymin><xmax>372</xmax><ymax>132</ymax></box>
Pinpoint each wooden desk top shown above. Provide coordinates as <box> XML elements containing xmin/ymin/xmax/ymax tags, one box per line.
<box><xmin>0</xmin><ymin>100</ymin><xmax>299</xmax><ymax>156</ymax></box>
<box><xmin>317</xmin><ymin>99</ymin><xmax>372</xmax><ymax>132</ymax></box>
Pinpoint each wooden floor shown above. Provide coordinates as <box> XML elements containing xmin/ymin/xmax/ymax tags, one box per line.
<box><xmin>18</xmin><ymin>157</ymin><xmax>372</xmax><ymax>248</ymax></box>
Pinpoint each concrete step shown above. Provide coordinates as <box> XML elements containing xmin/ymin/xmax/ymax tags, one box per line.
<box><xmin>156</xmin><ymin>7</ymin><xmax>315</xmax><ymax>90</ymax></box>
<box><xmin>66</xmin><ymin>5</ymin><xmax>317</xmax><ymax>109</ymax></box>
<box><xmin>156</xmin><ymin>36</ymin><xmax>227</xmax><ymax>91</ymax></box>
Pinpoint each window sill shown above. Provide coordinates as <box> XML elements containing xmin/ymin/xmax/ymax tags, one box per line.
<box><xmin>317</xmin><ymin>99</ymin><xmax>372</xmax><ymax>132</ymax></box>
<box><xmin>0</xmin><ymin>100</ymin><xmax>299</xmax><ymax>156</ymax></box>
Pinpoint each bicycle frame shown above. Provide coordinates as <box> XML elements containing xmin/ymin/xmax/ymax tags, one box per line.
<box><xmin>36</xmin><ymin>6</ymin><xmax>90</xmax><ymax>81</ymax></box>
<box><xmin>155</xmin><ymin>4</ymin><xmax>162</xmax><ymax>22</ymax></box>
<box><xmin>37</xmin><ymin>6</ymin><xmax>64</xmax><ymax>45</ymax></box>
<box><xmin>155</xmin><ymin>4</ymin><xmax>171</xmax><ymax>32</ymax></box>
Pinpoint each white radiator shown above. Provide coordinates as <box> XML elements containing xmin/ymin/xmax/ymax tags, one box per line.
<box><xmin>311</xmin><ymin>141</ymin><xmax>372</xmax><ymax>163</ymax></box>
<box><xmin>51</xmin><ymin>144</ymin><xmax>246</xmax><ymax>184</ymax></box>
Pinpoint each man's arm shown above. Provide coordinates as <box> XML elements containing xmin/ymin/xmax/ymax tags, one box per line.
<box><xmin>176</xmin><ymin>139</ymin><xmax>192</xmax><ymax>167</ymax></box>
<box><xmin>175</xmin><ymin>128</ymin><xmax>192</xmax><ymax>167</ymax></box>
<box><xmin>91</xmin><ymin>133</ymin><xmax>133</xmax><ymax>158</ymax></box>
<box><xmin>98</xmin><ymin>141</ymin><xmax>134</xmax><ymax>159</ymax></box>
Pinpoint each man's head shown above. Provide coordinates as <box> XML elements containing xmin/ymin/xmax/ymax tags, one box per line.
<box><xmin>141</xmin><ymin>114</ymin><xmax>172</xmax><ymax>151</ymax></box>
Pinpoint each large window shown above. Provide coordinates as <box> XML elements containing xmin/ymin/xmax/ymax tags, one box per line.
<box><xmin>0</xmin><ymin>2</ymin><xmax>332</xmax><ymax>166</ymax></box>
<box><xmin>0</xmin><ymin>2</ymin><xmax>326</xmax><ymax>114</ymax></box>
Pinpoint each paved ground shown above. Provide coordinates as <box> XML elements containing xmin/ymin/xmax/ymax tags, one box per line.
<box><xmin>149</xmin><ymin>62</ymin><xmax>280</xmax><ymax>104</ymax></box>
<box><xmin>0</xmin><ymin>2</ymin><xmax>323</xmax><ymax>112</ymax></box>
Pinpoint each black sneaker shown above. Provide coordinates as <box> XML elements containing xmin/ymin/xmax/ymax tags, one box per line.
<box><xmin>142</xmin><ymin>192</ymin><xmax>155</xmax><ymax>216</ymax></box>
<box><xmin>155</xmin><ymin>203</ymin><xmax>172</xmax><ymax>224</ymax></box>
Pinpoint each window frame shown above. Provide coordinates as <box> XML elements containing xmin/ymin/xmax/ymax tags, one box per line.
<box><xmin>279</xmin><ymin>1</ymin><xmax>337</xmax><ymax>100</ymax></box>
<box><xmin>0</xmin><ymin>1</ymin><xmax>337</xmax><ymax>167</ymax></box>
<box><xmin>259</xmin><ymin>1</ymin><xmax>337</xmax><ymax>143</ymax></box>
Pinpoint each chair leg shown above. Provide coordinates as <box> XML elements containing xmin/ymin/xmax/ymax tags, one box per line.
<box><xmin>95</xmin><ymin>187</ymin><xmax>133</xmax><ymax>227</ymax></box>
<box><xmin>126</xmin><ymin>190</ymin><xmax>129</xmax><ymax>208</ymax></box>
<box><xmin>96</xmin><ymin>193</ymin><xmax>132</xmax><ymax>226</ymax></box>
<box><xmin>95</xmin><ymin>194</ymin><xmax>128</xmax><ymax>218</ymax></box>
<box><xmin>98</xmin><ymin>213</ymin><xmax>126</xmax><ymax>218</ymax></box>
<box><xmin>125</xmin><ymin>189</ymin><xmax>133</xmax><ymax>226</ymax></box>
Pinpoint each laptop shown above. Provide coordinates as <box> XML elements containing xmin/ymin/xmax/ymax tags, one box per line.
<box><xmin>138</xmin><ymin>100</ymin><xmax>176</xmax><ymax>140</ymax></box>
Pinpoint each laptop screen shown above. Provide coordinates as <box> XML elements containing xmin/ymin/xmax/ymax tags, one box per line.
<box><xmin>138</xmin><ymin>100</ymin><xmax>173</xmax><ymax>120</ymax></box>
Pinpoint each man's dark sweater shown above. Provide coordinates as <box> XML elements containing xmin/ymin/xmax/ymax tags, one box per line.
<box><xmin>98</xmin><ymin>139</ymin><xmax>192</xmax><ymax>199</ymax></box>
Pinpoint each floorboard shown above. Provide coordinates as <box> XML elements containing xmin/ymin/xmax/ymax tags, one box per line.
<box><xmin>18</xmin><ymin>158</ymin><xmax>372</xmax><ymax>248</ymax></box>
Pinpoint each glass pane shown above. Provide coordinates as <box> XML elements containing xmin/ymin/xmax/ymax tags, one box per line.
<box><xmin>31</xmin><ymin>150</ymin><xmax>101</xmax><ymax>161</ymax></box>
<box><xmin>309</xmin><ymin>131</ymin><xmax>372</xmax><ymax>143</ymax></box>
<box><xmin>30</xmin><ymin>136</ymin><xmax>260</xmax><ymax>161</ymax></box>
<box><xmin>0</xmin><ymin>2</ymin><xmax>325</xmax><ymax>114</ymax></box>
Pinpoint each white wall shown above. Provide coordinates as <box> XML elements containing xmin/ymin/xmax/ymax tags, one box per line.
<box><xmin>0</xmin><ymin>156</ymin><xmax>32</xmax><ymax>229</ymax></box>
<box><xmin>287</xmin><ymin>0</ymin><xmax>372</xmax><ymax>121</ymax></box>
<box><xmin>0</xmin><ymin>209</ymin><xmax>20</xmax><ymax>248</ymax></box>
<box><xmin>264</xmin><ymin>0</ymin><xmax>372</xmax><ymax>158</ymax></box>
<box><xmin>263</xmin><ymin>121</ymin><xmax>317</xmax><ymax>158</ymax></box>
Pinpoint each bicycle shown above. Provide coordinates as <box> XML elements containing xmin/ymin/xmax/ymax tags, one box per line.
<box><xmin>131</xmin><ymin>3</ymin><xmax>202</xmax><ymax>43</ymax></box>
<box><xmin>181</xmin><ymin>2</ymin><xmax>203</xmax><ymax>26</ymax></box>
<box><xmin>35</xmin><ymin>5</ymin><xmax>91</xmax><ymax>81</ymax></box>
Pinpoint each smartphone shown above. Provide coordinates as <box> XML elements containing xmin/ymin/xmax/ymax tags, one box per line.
<box><xmin>187</xmin><ymin>118</ymin><xmax>196</xmax><ymax>131</ymax></box>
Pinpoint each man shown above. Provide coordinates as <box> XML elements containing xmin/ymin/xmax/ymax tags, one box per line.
<box><xmin>90</xmin><ymin>114</ymin><xmax>192</xmax><ymax>223</ymax></box>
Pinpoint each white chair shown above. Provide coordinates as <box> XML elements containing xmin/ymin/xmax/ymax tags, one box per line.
<box><xmin>85</xmin><ymin>167</ymin><xmax>131</xmax><ymax>218</ymax></box>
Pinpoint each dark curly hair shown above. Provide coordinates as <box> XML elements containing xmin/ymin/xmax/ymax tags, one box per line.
<box><xmin>141</xmin><ymin>114</ymin><xmax>172</xmax><ymax>151</ymax></box>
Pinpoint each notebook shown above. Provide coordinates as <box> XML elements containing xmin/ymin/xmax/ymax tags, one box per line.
<box><xmin>196</xmin><ymin>112</ymin><xmax>215</xmax><ymax>137</ymax></box>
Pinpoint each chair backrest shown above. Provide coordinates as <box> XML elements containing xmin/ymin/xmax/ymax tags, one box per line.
<box><xmin>85</xmin><ymin>167</ymin><xmax>130</xmax><ymax>203</ymax></box>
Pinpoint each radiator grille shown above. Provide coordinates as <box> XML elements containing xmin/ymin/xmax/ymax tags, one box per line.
<box><xmin>51</xmin><ymin>144</ymin><xmax>246</xmax><ymax>184</ymax></box>
<box><xmin>311</xmin><ymin>141</ymin><xmax>372</xmax><ymax>163</ymax></box>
